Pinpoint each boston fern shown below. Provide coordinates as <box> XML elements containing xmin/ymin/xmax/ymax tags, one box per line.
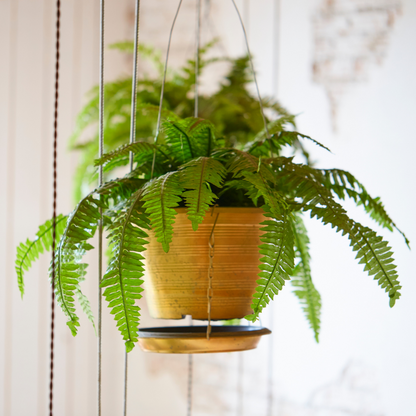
<box><xmin>16</xmin><ymin>114</ymin><xmax>408</xmax><ymax>351</ymax></box>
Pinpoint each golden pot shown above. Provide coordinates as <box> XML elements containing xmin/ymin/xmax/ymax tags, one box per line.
<box><xmin>143</xmin><ymin>207</ymin><xmax>265</xmax><ymax>320</ymax></box>
<box><xmin>138</xmin><ymin>326</ymin><xmax>271</xmax><ymax>354</ymax></box>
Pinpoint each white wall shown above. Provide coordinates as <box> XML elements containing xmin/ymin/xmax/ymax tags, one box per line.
<box><xmin>1</xmin><ymin>0</ymin><xmax>415</xmax><ymax>415</ymax></box>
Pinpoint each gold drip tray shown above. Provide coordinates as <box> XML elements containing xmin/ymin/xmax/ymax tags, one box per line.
<box><xmin>138</xmin><ymin>325</ymin><xmax>271</xmax><ymax>354</ymax></box>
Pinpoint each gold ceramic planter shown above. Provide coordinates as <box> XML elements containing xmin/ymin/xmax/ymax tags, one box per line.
<box><xmin>143</xmin><ymin>207</ymin><xmax>265</xmax><ymax>320</ymax></box>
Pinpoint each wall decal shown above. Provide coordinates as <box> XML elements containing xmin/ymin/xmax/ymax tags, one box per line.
<box><xmin>312</xmin><ymin>0</ymin><xmax>402</xmax><ymax>130</ymax></box>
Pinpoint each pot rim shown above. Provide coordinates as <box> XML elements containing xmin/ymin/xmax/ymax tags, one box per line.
<box><xmin>174</xmin><ymin>207</ymin><xmax>265</xmax><ymax>214</ymax></box>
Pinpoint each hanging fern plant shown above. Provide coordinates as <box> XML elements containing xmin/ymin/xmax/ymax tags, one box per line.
<box><xmin>16</xmin><ymin>112</ymin><xmax>408</xmax><ymax>352</ymax></box>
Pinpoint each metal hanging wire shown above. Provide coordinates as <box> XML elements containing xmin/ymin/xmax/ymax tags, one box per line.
<box><xmin>98</xmin><ymin>0</ymin><xmax>105</xmax><ymax>415</ymax></box>
<box><xmin>187</xmin><ymin>3</ymin><xmax>202</xmax><ymax>415</ymax></box>
<box><xmin>49</xmin><ymin>1</ymin><xmax>61</xmax><ymax>415</ymax></box>
<box><xmin>267</xmin><ymin>3</ymin><xmax>280</xmax><ymax>414</ymax></box>
<box><xmin>151</xmin><ymin>0</ymin><xmax>184</xmax><ymax>178</ymax></box>
<box><xmin>230</xmin><ymin>0</ymin><xmax>271</xmax><ymax>142</ymax></box>
<box><xmin>124</xmin><ymin>1</ymin><xmax>141</xmax><ymax>415</ymax></box>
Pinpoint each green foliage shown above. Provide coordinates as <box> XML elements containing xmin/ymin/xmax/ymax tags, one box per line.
<box><xmin>273</xmin><ymin>158</ymin><xmax>402</xmax><ymax>306</ymax></box>
<box><xmin>320</xmin><ymin>168</ymin><xmax>409</xmax><ymax>247</ymax></box>
<box><xmin>101</xmin><ymin>189</ymin><xmax>150</xmax><ymax>352</ymax></box>
<box><xmin>142</xmin><ymin>172</ymin><xmax>184</xmax><ymax>253</ymax></box>
<box><xmin>180</xmin><ymin>157</ymin><xmax>226</xmax><ymax>230</ymax></box>
<box><xmin>15</xmin><ymin>214</ymin><xmax>67</xmax><ymax>298</ymax></box>
<box><xmin>69</xmin><ymin>43</ymin><xmax>292</xmax><ymax>201</ymax></box>
<box><xmin>290</xmin><ymin>214</ymin><xmax>321</xmax><ymax>341</ymax></box>
<box><xmin>246</xmin><ymin>207</ymin><xmax>294</xmax><ymax>322</ymax></box>
<box><xmin>18</xmin><ymin>42</ymin><xmax>408</xmax><ymax>349</ymax></box>
<box><xmin>51</xmin><ymin>193</ymin><xmax>106</xmax><ymax>336</ymax></box>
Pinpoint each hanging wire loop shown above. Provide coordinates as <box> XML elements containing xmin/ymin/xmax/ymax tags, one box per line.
<box><xmin>151</xmin><ymin>0</ymin><xmax>183</xmax><ymax>178</ymax></box>
<box><xmin>49</xmin><ymin>1</ymin><xmax>61</xmax><ymax>415</ymax></box>
<box><xmin>230</xmin><ymin>0</ymin><xmax>271</xmax><ymax>143</ymax></box>
<box><xmin>129</xmin><ymin>0</ymin><xmax>141</xmax><ymax>171</ymax></box>
<box><xmin>97</xmin><ymin>1</ymin><xmax>105</xmax><ymax>416</ymax></box>
<box><xmin>194</xmin><ymin>0</ymin><xmax>201</xmax><ymax>118</ymax></box>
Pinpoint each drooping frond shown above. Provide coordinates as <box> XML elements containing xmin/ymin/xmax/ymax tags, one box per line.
<box><xmin>319</xmin><ymin>168</ymin><xmax>409</xmax><ymax>247</ymax></box>
<box><xmin>274</xmin><ymin>158</ymin><xmax>402</xmax><ymax>307</ymax></box>
<box><xmin>290</xmin><ymin>214</ymin><xmax>321</xmax><ymax>341</ymax></box>
<box><xmin>245</xmin><ymin>207</ymin><xmax>295</xmax><ymax>322</ymax></box>
<box><xmin>142</xmin><ymin>172</ymin><xmax>183</xmax><ymax>252</ymax></box>
<box><xmin>180</xmin><ymin>157</ymin><xmax>226</xmax><ymax>230</ymax></box>
<box><xmin>101</xmin><ymin>189</ymin><xmax>150</xmax><ymax>352</ymax></box>
<box><xmin>51</xmin><ymin>193</ymin><xmax>107</xmax><ymax>336</ymax></box>
<box><xmin>15</xmin><ymin>214</ymin><xmax>68</xmax><ymax>298</ymax></box>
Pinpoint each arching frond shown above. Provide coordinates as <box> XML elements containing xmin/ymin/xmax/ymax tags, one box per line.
<box><xmin>94</xmin><ymin>141</ymin><xmax>157</xmax><ymax>167</ymax></box>
<box><xmin>275</xmin><ymin>159</ymin><xmax>402</xmax><ymax>307</ymax></box>
<box><xmin>245</xmin><ymin>207</ymin><xmax>294</xmax><ymax>322</ymax></box>
<box><xmin>15</xmin><ymin>214</ymin><xmax>67</xmax><ymax>298</ymax></box>
<box><xmin>290</xmin><ymin>214</ymin><xmax>321</xmax><ymax>341</ymax></box>
<box><xmin>247</xmin><ymin>130</ymin><xmax>331</xmax><ymax>158</ymax></box>
<box><xmin>180</xmin><ymin>157</ymin><xmax>226</xmax><ymax>230</ymax></box>
<box><xmin>101</xmin><ymin>189</ymin><xmax>150</xmax><ymax>352</ymax></box>
<box><xmin>320</xmin><ymin>168</ymin><xmax>409</xmax><ymax>247</ymax></box>
<box><xmin>51</xmin><ymin>193</ymin><xmax>107</xmax><ymax>336</ymax></box>
<box><xmin>142</xmin><ymin>172</ymin><xmax>183</xmax><ymax>253</ymax></box>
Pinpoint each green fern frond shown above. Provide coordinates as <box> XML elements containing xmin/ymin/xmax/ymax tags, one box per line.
<box><xmin>163</xmin><ymin>118</ymin><xmax>217</xmax><ymax>164</ymax></box>
<box><xmin>290</xmin><ymin>214</ymin><xmax>321</xmax><ymax>341</ymax></box>
<box><xmin>142</xmin><ymin>172</ymin><xmax>183</xmax><ymax>252</ymax></box>
<box><xmin>228</xmin><ymin>151</ymin><xmax>287</xmax><ymax>216</ymax></box>
<box><xmin>248</xmin><ymin>130</ymin><xmax>330</xmax><ymax>158</ymax></box>
<box><xmin>94</xmin><ymin>141</ymin><xmax>157</xmax><ymax>167</ymax></box>
<box><xmin>163</xmin><ymin>119</ymin><xmax>196</xmax><ymax>164</ymax></box>
<box><xmin>180</xmin><ymin>157</ymin><xmax>226</xmax><ymax>230</ymax></box>
<box><xmin>275</xmin><ymin>159</ymin><xmax>402</xmax><ymax>306</ymax></box>
<box><xmin>320</xmin><ymin>169</ymin><xmax>409</xmax><ymax>247</ymax></box>
<box><xmin>15</xmin><ymin>214</ymin><xmax>67</xmax><ymax>298</ymax></box>
<box><xmin>246</xmin><ymin>207</ymin><xmax>294</xmax><ymax>322</ymax></box>
<box><xmin>186</xmin><ymin>119</ymin><xmax>217</xmax><ymax>157</ymax></box>
<box><xmin>349</xmin><ymin>221</ymin><xmax>401</xmax><ymax>307</ymax></box>
<box><xmin>101</xmin><ymin>189</ymin><xmax>150</xmax><ymax>352</ymax></box>
<box><xmin>51</xmin><ymin>193</ymin><xmax>107</xmax><ymax>336</ymax></box>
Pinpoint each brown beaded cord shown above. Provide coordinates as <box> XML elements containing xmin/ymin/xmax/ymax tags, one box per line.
<box><xmin>50</xmin><ymin>1</ymin><xmax>61</xmax><ymax>415</ymax></box>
